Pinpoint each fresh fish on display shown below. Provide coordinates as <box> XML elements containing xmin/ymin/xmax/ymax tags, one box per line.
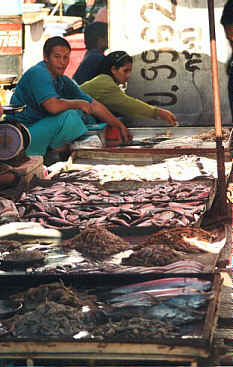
<box><xmin>16</xmin><ymin>176</ymin><xmax>212</xmax><ymax>231</ymax></box>
<box><xmin>145</xmin><ymin>302</ymin><xmax>205</xmax><ymax>326</ymax></box>
<box><xmin>109</xmin><ymin>288</ymin><xmax>209</xmax><ymax>308</ymax></box>
<box><xmin>107</xmin><ymin>292</ymin><xmax>212</xmax><ymax>317</ymax></box>
<box><xmin>163</xmin><ymin>292</ymin><xmax>214</xmax><ymax>309</ymax></box>
<box><xmin>109</xmin><ymin>277</ymin><xmax>212</xmax><ymax>295</ymax></box>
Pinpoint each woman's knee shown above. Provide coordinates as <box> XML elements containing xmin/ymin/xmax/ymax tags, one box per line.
<box><xmin>60</xmin><ymin>109</ymin><xmax>84</xmax><ymax>121</ymax></box>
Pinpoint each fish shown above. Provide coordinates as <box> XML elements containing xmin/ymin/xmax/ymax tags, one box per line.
<box><xmin>105</xmin><ymin>295</ymin><xmax>210</xmax><ymax>325</ymax></box>
<box><xmin>162</xmin><ymin>292</ymin><xmax>214</xmax><ymax>309</ymax></box>
<box><xmin>103</xmin><ymin>293</ymin><xmax>212</xmax><ymax>324</ymax></box>
<box><xmin>109</xmin><ymin>288</ymin><xmax>209</xmax><ymax>307</ymax></box>
<box><xmin>145</xmin><ymin>302</ymin><xmax>205</xmax><ymax>326</ymax></box>
<box><xmin>109</xmin><ymin>277</ymin><xmax>212</xmax><ymax>295</ymax></box>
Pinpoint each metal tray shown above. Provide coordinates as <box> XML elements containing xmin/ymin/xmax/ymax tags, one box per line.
<box><xmin>73</xmin><ymin>127</ymin><xmax>232</xmax><ymax>163</ymax></box>
<box><xmin>2</xmin><ymin>105</ymin><xmax>26</xmax><ymax>114</ymax></box>
<box><xmin>0</xmin><ymin>224</ymin><xmax>226</xmax><ymax>276</ymax></box>
<box><xmin>0</xmin><ymin>273</ymin><xmax>223</xmax><ymax>365</ymax></box>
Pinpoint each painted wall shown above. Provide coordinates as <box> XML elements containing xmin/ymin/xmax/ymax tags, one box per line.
<box><xmin>109</xmin><ymin>0</ymin><xmax>232</xmax><ymax>126</ymax></box>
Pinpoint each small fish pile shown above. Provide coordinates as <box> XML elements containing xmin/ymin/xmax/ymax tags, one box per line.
<box><xmin>0</xmin><ymin>240</ymin><xmax>22</xmax><ymax>252</ymax></box>
<box><xmin>90</xmin><ymin>316</ymin><xmax>180</xmax><ymax>341</ymax></box>
<box><xmin>122</xmin><ymin>245</ymin><xmax>183</xmax><ymax>267</ymax></box>
<box><xmin>10</xmin><ymin>301</ymin><xmax>90</xmax><ymax>338</ymax></box>
<box><xmin>65</xmin><ymin>225</ymin><xmax>131</xmax><ymax>261</ymax></box>
<box><xmin>120</xmin><ymin>225</ymin><xmax>218</xmax><ymax>267</ymax></box>
<box><xmin>5</xmin><ymin>282</ymin><xmax>105</xmax><ymax>338</ymax></box>
<box><xmin>2</xmin><ymin>249</ymin><xmax>44</xmax><ymax>263</ymax></box>
<box><xmin>15</xmin><ymin>282</ymin><xmax>98</xmax><ymax>312</ymax></box>
<box><xmin>141</xmin><ymin>226</ymin><xmax>216</xmax><ymax>253</ymax></box>
<box><xmin>192</xmin><ymin>128</ymin><xmax>231</xmax><ymax>142</ymax></box>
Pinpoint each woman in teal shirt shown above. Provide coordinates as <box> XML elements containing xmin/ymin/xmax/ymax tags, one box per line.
<box><xmin>6</xmin><ymin>37</ymin><xmax>131</xmax><ymax>158</ymax></box>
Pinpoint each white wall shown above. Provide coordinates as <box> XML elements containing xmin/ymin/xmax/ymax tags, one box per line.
<box><xmin>109</xmin><ymin>0</ymin><xmax>232</xmax><ymax>126</ymax></box>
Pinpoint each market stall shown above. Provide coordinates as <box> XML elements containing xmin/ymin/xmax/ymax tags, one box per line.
<box><xmin>0</xmin><ymin>154</ymin><xmax>231</xmax><ymax>366</ymax></box>
<box><xmin>0</xmin><ymin>0</ymin><xmax>232</xmax><ymax>366</ymax></box>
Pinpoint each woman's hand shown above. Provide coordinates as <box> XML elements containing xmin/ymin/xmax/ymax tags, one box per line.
<box><xmin>0</xmin><ymin>105</ymin><xmax>3</xmax><ymax>117</ymax></box>
<box><xmin>157</xmin><ymin>108</ymin><xmax>179</xmax><ymax>127</ymax></box>
<box><xmin>91</xmin><ymin>99</ymin><xmax>133</xmax><ymax>144</ymax></box>
<box><xmin>119</xmin><ymin>123</ymin><xmax>133</xmax><ymax>145</ymax></box>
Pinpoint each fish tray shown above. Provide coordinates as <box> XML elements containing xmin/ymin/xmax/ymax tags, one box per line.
<box><xmin>0</xmin><ymin>273</ymin><xmax>223</xmax><ymax>366</ymax></box>
<box><xmin>101</xmin><ymin>178</ymin><xmax>217</xmax><ymax>232</ymax></box>
<box><xmin>14</xmin><ymin>171</ymin><xmax>218</xmax><ymax>236</ymax></box>
<box><xmin>67</xmin><ymin>154</ymin><xmax>232</xmax><ymax>192</ymax></box>
<box><xmin>0</xmin><ymin>225</ymin><xmax>226</xmax><ymax>277</ymax></box>
<box><xmin>71</xmin><ymin>127</ymin><xmax>232</xmax><ymax>163</ymax></box>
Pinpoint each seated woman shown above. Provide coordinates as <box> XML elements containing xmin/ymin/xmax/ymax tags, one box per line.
<box><xmin>5</xmin><ymin>38</ymin><xmax>132</xmax><ymax>163</ymax></box>
<box><xmin>80</xmin><ymin>51</ymin><xmax>177</xmax><ymax>127</ymax></box>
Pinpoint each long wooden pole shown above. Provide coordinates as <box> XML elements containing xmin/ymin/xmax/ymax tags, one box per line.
<box><xmin>207</xmin><ymin>0</ymin><xmax>227</xmax><ymax>216</ymax></box>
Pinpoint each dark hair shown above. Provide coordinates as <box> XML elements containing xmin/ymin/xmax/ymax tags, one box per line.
<box><xmin>100</xmin><ymin>51</ymin><xmax>133</xmax><ymax>75</ymax></box>
<box><xmin>66</xmin><ymin>1</ymin><xmax>86</xmax><ymax>17</ymax></box>
<box><xmin>43</xmin><ymin>36</ymin><xmax>71</xmax><ymax>58</ymax></box>
<box><xmin>84</xmin><ymin>21</ymin><xmax>108</xmax><ymax>50</ymax></box>
<box><xmin>221</xmin><ymin>0</ymin><xmax>233</xmax><ymax>26</ymax></box>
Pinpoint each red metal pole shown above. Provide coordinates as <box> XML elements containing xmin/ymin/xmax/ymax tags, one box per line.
<box><xmin>207</xmin><ymin>0</ymin><xmax>227</xmax><ymax>216</ymax></box>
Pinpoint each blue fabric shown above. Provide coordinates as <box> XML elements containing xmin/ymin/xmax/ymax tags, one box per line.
<box><xmin>5</xmin><ymin>61</ymin><xmax>94</xmax><ymax>156</ymax></box>
<box><xmin>25</xmin><ymin>109</ymin><xmax>88</xmax><ymax>156</ymax></box>
<box><xmin>72</xmin><ymin>49</ymin><xmax>105</xmax><ymax>84</ymax></box>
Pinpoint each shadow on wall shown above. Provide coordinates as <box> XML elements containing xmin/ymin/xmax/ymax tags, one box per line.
<box><xmin>125</xmin><ymin>50</ymin><xmax>232</xmax><ymax>127</ymax></box>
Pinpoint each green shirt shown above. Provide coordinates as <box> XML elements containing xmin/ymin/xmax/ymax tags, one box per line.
<box><xmin>80</xmin><ymin>74</ymin><xmax>159</xmax><ymax>121</ymax></box>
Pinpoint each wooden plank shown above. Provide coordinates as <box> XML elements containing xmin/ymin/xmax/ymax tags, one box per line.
<box><xmin>0</xmin><ymin>340</ymin><xmax>209</xmax><ymax>359</ymax></box>
<box><xmin>217</xmin><ymin>271</ymin><xmax>232</xmax><ymax>322</ymax></box>
<box><xmin>217</xmin><ymin>223</ymin><xmax>232</xmax><ymax>267</ymax></box>
<box><xmin>202</xmin><ymin>272</ymin><xmax>224</xmax><ymax>343</ymax></box>
<box><xmin>214</xmin><ymin>328</ymin><xmax>233</xmax><ymax>340</ymax></box>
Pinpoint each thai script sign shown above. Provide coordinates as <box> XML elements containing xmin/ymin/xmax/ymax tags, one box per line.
<box><xmin>0</xmin><ymin>24</ymin><xmax>23</xmax><ymax>55</ymax></box>
<box><xmin>109</xmin><ymin>0</ymin><xmax>231</xmax><ymax>125</ymax></box>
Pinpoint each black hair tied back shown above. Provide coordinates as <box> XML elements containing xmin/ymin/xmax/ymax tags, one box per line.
<box><xmin>100</xmin><ymin>51</ymin><xmax>133</xmax><ymax>75</ymax></box>
<box><xmin>113</xmin><ymin>51</ymin><xmax>130</xmax><ymax>65</ymax></box>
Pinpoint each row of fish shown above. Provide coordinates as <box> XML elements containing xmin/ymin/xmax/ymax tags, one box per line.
<box><xmin>15</xmin><ymin>192</ymin><xmax>209</xmax><ymax>231</ymax></box>
<box><xmin>101</xmin><ymin>277</ymin><xmax>213</xmax><ymax>326</ymax></box>
<box><xmin>18</xmin><ymin>180</ymin><xmax>212</xmax><ymax>205</ymax></box>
